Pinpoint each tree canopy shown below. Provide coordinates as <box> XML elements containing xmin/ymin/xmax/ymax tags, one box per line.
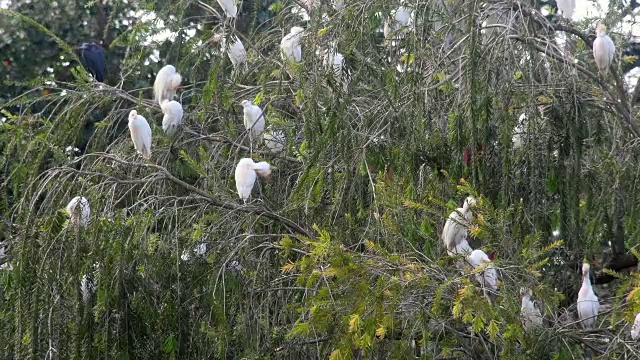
<box><xmin>1</xmin><ymin>0</ymin><xmax>640</xmax><ymax>358</ymax></box>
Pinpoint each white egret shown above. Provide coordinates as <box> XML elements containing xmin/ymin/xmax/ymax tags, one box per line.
<box><xmin>217</xmin><ymin>0</ymin><xmax>237</xmax><ymax>18</ymax></box>
<box><xmin>631</xmin><ymin>313</ymin><xmax>640</xmax><ymax>340</ymax></box>
<box><xmin>520</xmin><ymin>288</ymin><xmax>543</xmax><ymax>330</ymax></box>
<box><xmin>441</xmin><ymin>196</ymin><xmax>477</xmax><ymax>252</ymax></box>
<box><xmin>66</xmin><ymin>196</ymin><xmax>90</xmax><ymax>228</ymax></box>
<box><xmin>128</xmin><ymin>110</ymin><xmax>152</xmax><ymax>159</ymax></box>
<box><xmin>593</xmin><ymin>23</ymin><xmax>615</xmax><ymax>75</ymax></box>
<box><xmin>80</xmin><ymin>274</ymin><xmax>96</xmax><ymax>303</ymax></box>
<box><xmin>556</xmin><ymin>0</ymin><xmax>575</xmax><ymax>19</ymax></box>
<box><xmin>577</xmin><ymin>262</ymin><xmax>600</xmax><ymax>329</ymax></box>
<box><xmin>467</xmin><ymin>249</ymin><xmax>498</xmax><ymax>292</ymax></box>
<box><xmin>280</xmin><ymin>27</ymin><xmax>304</xmax><ymax>63</ymax></box>
<box><xmin>153</xmin><ymin>65</ymin><xmax>182</xmax><ymax>104</ymax></box>
<box><xmin>234</xmin><ymin>158</ymin><xmax>271</xmax><ymax>203</ymax></box>
<box><xmin>512</xmin><ymin>113</ymin><xmax>527</xmax><ymax>149</ymax></box>
<box><xmin>383</xmin><ymin>7</ymin><xmax>413</xmax><ymax>42</ymax></box>
<box><xmin>333</xmin><ymin>0</ymin><xmax>344</xmax><ymax>11</ymax></box>
<box><xmin>227</xmin><ymin>37</ymin><xmax>247</xmax><ymax>67</ymax></box>
<box><xmin>240</xmin><ymin>100</ymin><xmax>265</xmax><ymax>143</ymax></box>
<box><xmin>323</xmin><ymin>51</ymin><xmax>347</xmax><ymax>90</ymax></box>
<box><xmin>263</xmin><ymin>128</ymin><xmax>286</xmax><ymax>153</ymax></box>
<box><xmin>160</xmin><ymin>100</ymin><xmax>184</xmax><ymax>136</ymax></box>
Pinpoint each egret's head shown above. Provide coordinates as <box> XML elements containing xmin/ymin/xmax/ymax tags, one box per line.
<box><xmin>465</xmin><ymin>196</ymin><xmax>477</xmax><ymax>208</ymax></box>
<box><xmin>240</xmin><ymin>100</ymin><xmax>251</xmax><ymax>108</ymax></box>
<box><xmin>128</xmin><ymin>110</ymin><xmax>138</xmax><ymax>122</ymax></box>
<box><xmin>596</xmin><ymin>23</ymin><xmax>607</xmax><ymax>35</ymax></box>
<box><xmin>519</xmin><ymin>287</ymin><xmax>532</xmax><ymax>299</ymax></box>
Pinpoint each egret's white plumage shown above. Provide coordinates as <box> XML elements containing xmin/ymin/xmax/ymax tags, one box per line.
<box><xmin>240</xmin><ymin>100</ymin><xmax>265</xmax><ymax>142</ymax></box>
<box><xmin>512</xmin><ymin>113</ymin><xmax>527</xmax><ymax>149</ymax></box>
<box><xmin>577</xmin><ymin>263</ymin><xmax>600</xmax><ymax>329</ymax></box>
<box><xmin>447</xmin><ymin>238</ymin><xmax>473</xmax><ymax>272</ymax></box>
<box><xmin>383</xmin><ymin>7</ymin><xmax>413</xmax><ymax>41</ymax></box>
<box><xmin>217</xmin><ymin>0</ymin><xmax>238</xmax><ymax>18</ymax></box>
<box><xmin>323</xmin><ymin>51</ymin><xmax>345</xmax><ymax>85</ymax></box>
<box><xmin>333</xmin><ymin>0</ymin><xmax>344</xmax><ymax>11</ymax></box>
<box><xmin>128</xmin><ymin>110</ymin><xmax>152</xmax><ymax>159</ymax></box>
<box><xmin>593</xmin><ymin>23</ymin><xmax>615</xmax><ymax>75</ymax></box>
<box><xmin>160</xmin><ymin>100</ymin><xmax>184</xmax><ymax>136</ymax></box>
<box><xmin>66</xmin><ymin>196</ymin><xmax>90</xmax><ymax>227</ymax></box>
<box><xmin>227</xmin><ymin>37</ymin><xmax>247</xmax><ymax>67</ymax></box>
<box><xmin>280</xmin><ymin>27</ymin><xmax>304</xmax><ymax>63</ymax></box>
<box><xmin>153</xmin><ymin>65</ymin><xmax>182</xmax><ymax>104</ymax></box>
<box><xmin>520</xmin><ymin>288</ymin><xmax>543</xmax><ymax>330</ymax></box>
<box><xmin>234</xmin><ymin>158</ymin><xmax>271</xmax><ymax>203</ymax></box>
<box><xmin>263</xmin><ymin>129</ymin><xmax>286</xmax><ymax>153</ymax></box>
<box><xmin>556</xmin><ymin>0</ymin><xmax>575</xmax><ymax>19</ymax></box>
<box><xmin>467</xmin><ymin>249</ymin><xmax>498</xmax><ymax>291</ymax></box>
<box><xmin>80</xmin><ymin>274</ymin><xmax>96</xmax><ymax>303</ymax></box>
<box><xmin>631</xmin><ymin>313</ymin><xmax>640</xmax><ymax>340</ymax></box>
<box><xmin>441</xmin><ymin>196</ymin><xmax>477</xmax><ymax>252</ymax></box>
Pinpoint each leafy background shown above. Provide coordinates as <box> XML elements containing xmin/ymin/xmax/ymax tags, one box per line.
<box><xmin>1</xmin><ymin>0</ymin><xmax>640</xmax><ymax>358</ymax></box>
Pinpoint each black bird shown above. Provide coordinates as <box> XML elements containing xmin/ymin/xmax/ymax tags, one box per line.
<box><xmin>74</xmin><ymin>42</ymin><xmax>106</xmax><ymax>83</ymax></box>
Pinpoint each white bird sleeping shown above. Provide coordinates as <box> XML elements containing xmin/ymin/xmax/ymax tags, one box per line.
<box><xmin>631</xmin><ymin>313</ymin><xmax>640</xmax><ymax>340</ymax></box>
<box><xmin>160</xmin><ymin>100</ymin><xmax>184</xmax><ymax>136</ymax></box>
<box><xmin>240</xmin><ymin>100</ymin><xmax>265</xmax><ymax>143</ymax></box>
<box><xmin>520</xmin><ymin>288</ymin><xmax>543</xmax><ymax>331</ymax></box>
<box><xmin>467</xmin><ymin>249</ymin><xmax>498</xmax><ymax>293</ymax></box>
<box><xmin>280</xmin><ymin>27</ymin><xmax>304</xmax><ymax>63</ymax></box>
<box><xmin>556</xmin><ymin>0</ymin><xmax>575</xmax><ymax>19</ymax></box>
<box><xmin>234</xmin><ymin>158</ymin><xmax>271</xmax><ymax>203</ymax></box>
<box><xmin>577</xmin><ymin>262</ymin><xmax>600</xmax><ymax>329</ymax></box>
<box><xmin>441</xmin><ymin>196</ymin><xmax>477</xmax><ymax>252</ymax></box>
<box><xmin>263</xmin><ymin>128</ymin><xmax>286</xmax><ymax>153</ymax></box>
<box><xmin>217</xmin><ymin>0</ymin><xmax>238</xmax><ymax>18</ymax></box>
<box><xmin>593</xmin><ymin>23</ymin><xmax>615</xmax><ymax>75</ymax></box>
<box><xmin>128</xmin><ymin>110</ymin><xmax>152</xmax><ymax>159</ymax></box>
<box><xmin>383</xmin><ymin>7</ymin><xmax>413</xmax><ymax>41</ymax></box>
<box><xmin>66</xmin><ymin>196</ymin><xmax>90</xmax><ymax>227</ymax></box>
<box><xmin>153</xmin><ymin>65</ymin><xmax>182</xmax><ymax>104</ymax></box>
<box><xmin>227</xmin><ymin>37</ymin><xmax>247</xmax><ymax>67</ymax></box>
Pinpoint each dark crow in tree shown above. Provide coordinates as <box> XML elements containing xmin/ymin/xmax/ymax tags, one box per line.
<box><xmin>74</xmin><ymin>42</ymin><xmax>106</xmax><ymax>83</ymax></box>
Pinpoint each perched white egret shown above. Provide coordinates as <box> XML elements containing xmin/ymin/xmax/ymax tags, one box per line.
<box><xmin>333</xmin><ymin>0</ymin><xmax>345</xmax><ymax>11</ymax></box>
<box><xmin>263</xmin><ymin>128</ymin><xmax>286</xmax><ymax>153</ymax></box>
<box><xmin>593</xmin><ymin>23</ymin><xmax>615</xmax><ymax>75</ymax></box>
<box><xmin>280</xmin><ymin>27</ymin><xmax>304</xmax><ymax>63</ymax></box>
<box><xmin>383</xmin><ymin>7</ymin><xmax>413</xmax><ymax>41</ymax></box>
<box><xmin>160</xmin><ymin>100</ymin><xmax>184</xmax><ymax>136</ymax></box>
<box><xmin>128</xmin><ymin>110</ymin><xmax>152</xmax><ymax>159</ymax></box>
<box><xmin>577</xmin><ymin>262</ymin><xmax>600</xmax><ymax>329</ymax></box>
<box><xmin>80</xmin><ymin>274</ymin><xmax>96</xmax><ymax>303</ymax></box>
<box><xmin>512</xmin><ymin>113</ymin><xmax>527</xmax><ymax>149</ymax></box>
<box><xmin>217</xmin><ymin>0</ymin><xmax>238</xmax><ymax>18</ymax></box>
<box><xmin>467</xmin><ymin>249</ymin><xmax>498</xmax><ymax>292</ymax></box>
<box><xmin>234</xmin><ymin>158</ymin><xmax>271</xmax><ymax>203</ymax></box>
<box><xmin>240</xmin><ymin>100</ymin><xmax>265</xmax><ymax>143</ymax></box>
<box><xmin>153</xmin><ymin>65</ymin><xmax>182</xmax><ymax>104</ymax></box>
<box><xmin>66</xmin><ymin>196</ymin><xmax>90</xmax><ymax>227</ymax></box>
<box><xmin>556</xmin><ymin>0</ymin><xmax>575</xmax><ymax>19</ymax></box>
<box><xmin>323</xmin><ymin>51</ymin><xmax>346</xmax><ymax>89</ymax></box>
<box><xmin>520</xmin><ymin>288</ymin><xmax>543</xmax><ymax>330</ymax></box>
<box><xmin>227</xmin><ymin>37</ymin><xmax>247</xmax><ymax>67</ymax></box>
<box><xmin>447</xmin><ymin>238</ymin><xmax>473</xmax><ymax>257</ymax></box>
<box><xmin>631</xmin><ymin>313</ymin><xmax>640</xmax><ymax>340</ymax></box>
<box><xmin>441</xmin><ymin>196</ymin><xmax>477</xmax><ymax>252</ymax></box>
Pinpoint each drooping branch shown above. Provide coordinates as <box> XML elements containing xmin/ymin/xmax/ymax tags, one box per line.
<box><xmin>71</xmin><ymin>153</ymin><xmax>314</xmax><ymax>238</ymax></box>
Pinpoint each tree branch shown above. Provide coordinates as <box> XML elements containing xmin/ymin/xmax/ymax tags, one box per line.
<box><xmin>74</xmin><ymin>153</ymin><xmax>314</xmax><ymax>238</ymax></box>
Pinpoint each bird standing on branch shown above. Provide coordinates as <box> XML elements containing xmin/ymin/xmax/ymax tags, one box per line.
<box><xmin>593</xmin><ymin>23</ymin><xmax>615</xmax><ymax>75</ymax></box>
<box><xmin>160</xmin><ymin>100</ymin><xmax>184</xmax><ymax>136</ymax></box>
<box><xmin>235</xmin><ymin>158</ymin><xmax>272</xmax><ymax>203</ymax></box>
<box><xmin>577</xmin><ymin>262</ymin><xmax>600</xmax><ymax>329</ymax></box>
<box><xmin>154</xmin><ymin>65</ymin><xmax>182</xmax><ymax>105</ymax></box>
<box><xmin>75</xmin><ymin>42</ymin><xmax>106</xmax><ymax>83</ymax></box>
<box><xmin>128</xmin><ymin>110</ymin><xmax>152</xmax><ymax>159</ymax></box>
